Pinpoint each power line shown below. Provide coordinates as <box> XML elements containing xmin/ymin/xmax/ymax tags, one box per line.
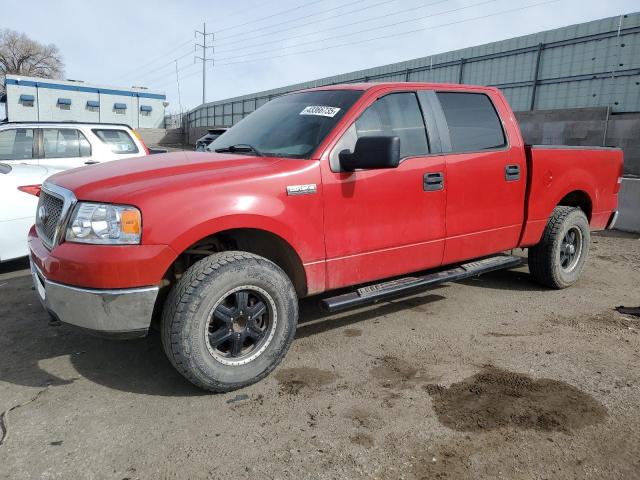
<box><xmin>216</xmin><ymin>0</ymin><xmax>451</xmax><ymax>56</ymax></box>
<box><xmin>215</xmin><ymin>0</ymin><xmax>498</xmax><ymax>62</ymax></box>
<box><xmin>215</xmin><ymin>0</ymin><xmax>397</xmax><ymax>51</ymax></box>
<box><xmin>213</xmin><ymin>0</ymin><xmax>328</xmax><ymax>35</ymax></box>
<box><xmin>215</xmin><ymin>0</ymin><xmax>368</xmax><ymax>43</ymax></box>
<box><xmin>135</xmin><ymin>0</ymin><xmax>395</xmax><ymax>86</ymax></box>
<box><xmin>127</xmin><ymin>49</ymin><xmax>195</xmax><ymax>85</ymax></box>
<box><xmin>214</xmin><ymin>0</ymin><xmax>559</xmax><ymax>67</ymax></box>
<box><xmin>144</xmin><ymin>60</ymin><xmax>199</xmax><ymax>87</ymax></box>
<box><xmin>114</xmin><ymin>1</ymin><xmax>333</xmax><ymax>86</ymax></box>
<box><xmin>148</xmin><ymin>0</ymin><xmax>558</xmax><ymax>99</ymax></box>
<box><xmin>138</xmin><ymin>0</ymin><xmax>399</xmax><ymax>88</ymax></box>
<box><xmin>147</xmin><ymin>0</ymin><xmax>479</xmax><ymax>86</ymax></box>
<box><xmin>114</xmin><ymin>38</ymin><xmax>194</xmax><ymax>83</ymax></box>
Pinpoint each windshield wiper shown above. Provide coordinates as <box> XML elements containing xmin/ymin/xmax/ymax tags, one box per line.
<box><xmin>214</xmin><ymin>144</ymin><xmax>262</xmax><ymax>156</ymax></box>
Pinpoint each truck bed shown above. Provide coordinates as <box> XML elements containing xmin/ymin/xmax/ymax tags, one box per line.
<box><xmin>519</xmin><ymin>145</ymin><xmax>623</xmax><ymax>247</ymax></box>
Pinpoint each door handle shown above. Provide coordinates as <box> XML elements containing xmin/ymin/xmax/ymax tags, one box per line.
<box><xmin>505</xmin><ymin>164</ymin><xmax>520</xmax><ymax>181</ymax></box>
<box><xmin>424</xmin><ymin>172</ymin><xmax>444</xmax><ymax>191</ymax></box>
<box><xmin>84</xmin><ymin>160</ymin><xmax>99</xmax><ymax>165</ymax></box>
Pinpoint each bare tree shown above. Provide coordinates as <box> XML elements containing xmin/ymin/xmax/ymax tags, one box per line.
<box><xmin>0</xmin><ymin>29</ymin><xmax>64</xmax><ymax>96</ymax></box>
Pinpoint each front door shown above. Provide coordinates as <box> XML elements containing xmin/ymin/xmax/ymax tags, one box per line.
<box><xmin>321</xmin><ymin>91</ymin><xmax>446</xmax><ymax>290</ymax></box>
<box><xmin>0</xmin><ymin>128</ymin><xmax>37</xmax><ymax>165</ymax></box>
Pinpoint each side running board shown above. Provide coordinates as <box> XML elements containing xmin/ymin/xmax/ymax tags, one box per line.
<box><xmin>320</xmin><ymin>254</ymin><xmax>523</xmax><ymax>313</ymax></box>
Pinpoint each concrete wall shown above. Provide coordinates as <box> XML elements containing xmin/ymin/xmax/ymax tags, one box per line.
<box><xmin>605</xmin><ymin>113</ymin><xmax>640</xmax><ymax>177</ymax></box>
<box><xmin>617</xmin><ymin>178</ymin><xmax>640</xmax><ymax>233</ymax></box>
<box><xmin>187</xmin><ymin>126</ymin><xmax>212</xmax><ymax>146</ymax></box>
<box><xmin>516</xmin><ymin>107</ymin><xmax>608</xmax><ymax>147</ymax></box>
<box><xmin>516</xmin><ymin>108</ymin><xmax>640</xmax><ymax>176</ymax></box>
<box><xmin>138</xmin><ymin>128</ymin><xmax>185</xmax><ymax>147</ymax></box>
<box><xmin>5</xmin><ymin>75</ymin><xmax>166</xmax><ymax>128</ymax></box>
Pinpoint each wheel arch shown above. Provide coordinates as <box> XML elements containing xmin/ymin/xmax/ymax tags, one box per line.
<box><xmin>519</xmin><ymin>187</ymin><xmax>595</xmax><ymax>248</ymax></box>
<box><xmin>557</xmin><ymin>189</ymin><xmax>593</xmax><ymax>221</ymax></box>
<box><xmin>163</xmin><ymin>226</ymin><xmax>308</xmax><ymax>298</ymax></box>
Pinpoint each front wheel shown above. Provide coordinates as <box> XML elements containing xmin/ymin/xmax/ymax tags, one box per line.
<box><xmin>528</xmin><ymin>206</ymin><xmax>590</xmax><ymax>289</ymax></box>
<box><xmin>161</xmin><ymin>251</ymin><xmax>298</xmax><ymax>392</ymax></box>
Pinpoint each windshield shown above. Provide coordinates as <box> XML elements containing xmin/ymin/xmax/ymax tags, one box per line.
<box><xmin>207</xmin><ymin>90</ymin><xmax>363</xmax><ymax>158</ymax></box>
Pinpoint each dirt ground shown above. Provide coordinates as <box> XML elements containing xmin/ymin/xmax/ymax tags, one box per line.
<box><xmin>1</xmin><ymin>231</ymin><xmax>639</xmax><ymax>480</ymax></box>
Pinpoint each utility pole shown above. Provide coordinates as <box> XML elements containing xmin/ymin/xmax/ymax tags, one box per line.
<box><xmin>195</xmin><ymin>22</ymin><xmax>214</xmax><ymax>105</ymax></box>
<box><xmin>175</xmin><ymin>60</ymin><xmax>183</xmax><ymax>114</ymax></box>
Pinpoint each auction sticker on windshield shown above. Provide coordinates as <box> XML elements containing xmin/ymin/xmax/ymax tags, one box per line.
<box><xmin>300</xmin><ymin>106</ymin><xmax>341</xmax><ymax>117</ymax></box>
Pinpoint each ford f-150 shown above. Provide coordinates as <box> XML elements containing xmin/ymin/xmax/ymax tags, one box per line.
<box><xmin>28</xmin><ymin>83</ymin><xmax>623</xmax><ymax>392</ymax></box>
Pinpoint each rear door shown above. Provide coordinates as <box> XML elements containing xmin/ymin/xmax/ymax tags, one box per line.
<box><xmin>321</xmin><ymin>90</ymin><xmax>447</xmax><ymax>290</ymax></box>
<box><xmin>39</xmin><ymin>128</ymin><xmax>93</xmax><ymax>170</ymax></box>
<box><xmin>0</xmin><ymin>128</ymin><xmax>37</xmax><ymax>165</ymax></box>
<box><xmin>435</xmin><ymin>91</ymin><xmax>527</xmax><ymax>264</ymax></box>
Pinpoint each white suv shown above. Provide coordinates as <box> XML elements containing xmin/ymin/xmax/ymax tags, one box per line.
<box><xmin>0</xmin><ymin>122</ymin><xmax>149</xmax><ymax>170</ymax></box>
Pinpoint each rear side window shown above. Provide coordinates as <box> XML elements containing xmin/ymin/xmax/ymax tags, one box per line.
<box><xmin>0</xmin><ymin>128</ymin><xmax>34</xmax><ymax>160</ymax></box>
<box><xmin>355</xmin><ymin>92</ymin><xmax>429</xmax><ymax>158</ymax></box>
<box><xmin>42</xmin><ymin>128</ymin><xmax>91</xmax><ymax>158</ymax></box>
<box><xmin>436</xmin><ymin>92</ymin><xmax>506</xmax><ymax>152</ymax></box>
<box><xmin>92</xmin><ymin>129</ymin><xmax>139</xmax><ymax>154</ymax></box>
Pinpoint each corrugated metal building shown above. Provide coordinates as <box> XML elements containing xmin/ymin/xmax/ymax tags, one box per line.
<box><xmin>3</xmin><ymin>75</ymin><xmax>167</xmax><ymax>128</ymax></box>
<box><xmin>186</xmin><ymin>12</ymin><xmax>640</xmax><ymax>131</ymax></box>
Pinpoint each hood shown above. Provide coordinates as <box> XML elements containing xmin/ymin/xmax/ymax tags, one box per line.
<box><xmin>48</xmin><ymin>151</ymin><xmax>282</xmax><ymax>203</ymax></box>
<box><xmin>2</xmin><ymin>162</ymin><xmax>62</xmax><ymax>182</ymax></box>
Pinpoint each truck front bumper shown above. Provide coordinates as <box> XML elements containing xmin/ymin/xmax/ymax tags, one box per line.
<box><xmin>31</xmin><ymin>260</ymin><xmax>159</xmax><ymax>338</ymax></box>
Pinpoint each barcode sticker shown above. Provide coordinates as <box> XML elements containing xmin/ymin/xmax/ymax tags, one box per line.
<box><xmin>300</xmin><ymin>106</ymin><xmax>341</xmax><ymax>117</ymax></box>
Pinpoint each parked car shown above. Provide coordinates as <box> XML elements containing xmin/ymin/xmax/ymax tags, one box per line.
<box><xmin>0</xmin><ymin>122</ymin><xmax>149</xmax><ymax>170</ymax></box>
<box><xmin>196</xmin><ymin>128</ymin><xmax>227</xmax><ymax>151</ymax></box>
<box><xmin>28</xmin><ymin>83</ymin><xmax>623</xmax><ymax>392</ymax></box>
<box><xmin>0</xmin><ymin>162</ymin><xmax>60</xmax><ymax>262</ymax></box>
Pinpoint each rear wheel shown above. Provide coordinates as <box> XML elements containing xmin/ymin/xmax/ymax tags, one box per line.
<box><xmin>161</xmin><ymin>251</ymin><xmax>298</xmax><ymax>392</ymax></box>
<box><xmin>528</xmin><ymin>206</ymin><xmax>590</xmax><ymax>289</ymax></box>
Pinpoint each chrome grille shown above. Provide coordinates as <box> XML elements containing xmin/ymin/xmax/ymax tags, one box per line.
<box><xmin>36</xmin><ymin>191</ymin><xmax>64</xmax><ymax>247</ymax></box>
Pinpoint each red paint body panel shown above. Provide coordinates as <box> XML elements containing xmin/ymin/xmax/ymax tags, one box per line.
<box><xmin>28</xmin><ymin>82</ymin><xmax>622</xmax><ymax>296</ymax></box>
<box><xmin>518</xmin><ymin>146</ymin><xmax>623</xmax><ymax>247</ymax></box>
<box><xmin>320</xmin><ymin>155</ymin><xmax>446</xmax><ymax>289</ymax></box>
<box><xmin>29</xmin><ymin>226</ymin><xmax>176</xmax><ymax>289</ymax></box>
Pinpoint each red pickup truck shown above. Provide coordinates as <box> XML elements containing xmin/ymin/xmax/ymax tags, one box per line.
<box><xmin>29</xmin><ymin>83</ymin><xmax>623</xmax><ymax>392</ymax></box>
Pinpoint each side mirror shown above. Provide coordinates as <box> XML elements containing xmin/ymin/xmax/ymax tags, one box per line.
<box><xmin>339</xmin><ymin>136</ymin><xmax>400</xmax><ymax>172</ymax></box>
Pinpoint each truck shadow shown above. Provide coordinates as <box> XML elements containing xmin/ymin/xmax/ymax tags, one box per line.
<box><xmin>296</xmin><ymin>290</ymin><xmax>447</xmax><ymax>339</ymax></box>
<box><xmin>456</xmin><ymin>269</ymin><xmax>546</xmax><ymax>292</ymax></box>
<box><xmin>0</xmin><ymin>271</ymin><xmax>530</xmax><ymax>397</ymax></box>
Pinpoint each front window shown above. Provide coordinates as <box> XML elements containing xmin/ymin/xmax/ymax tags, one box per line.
<box><xmin>329</xmin><ymin>92</ymin><xmax>429</xmax><ymax>171</ymax></box>
<box><xmin>0</xmin><ymin>128</ymin><xmax>34</xmax><ymax>160</ymax></box>
<box><xmin>207</xmin><ymin>90</ymin><xmax>363</xmax><ymax>158</ymax></box>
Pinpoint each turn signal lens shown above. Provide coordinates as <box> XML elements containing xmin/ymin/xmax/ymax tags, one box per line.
<box><xmin>121</xmin><ymin>209</ymin><xmax>141</xmax><ymax>235</ymax></box>
<box><xmin>18</xmin><ymin>185</ymin><xmax>42</xmax><ymax>197</ymax></box>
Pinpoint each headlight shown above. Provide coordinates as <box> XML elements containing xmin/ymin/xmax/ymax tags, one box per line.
<box><xmin>65</xmin><ymin>202</ymin><xmax>141</xmax><ymax>244</ymax></box>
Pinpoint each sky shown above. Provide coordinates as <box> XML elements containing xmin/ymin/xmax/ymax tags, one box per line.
<box><xmin>1</xmin><ymin>0</ymin><xmax>637</xmax><ymax>113</ymax></box>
